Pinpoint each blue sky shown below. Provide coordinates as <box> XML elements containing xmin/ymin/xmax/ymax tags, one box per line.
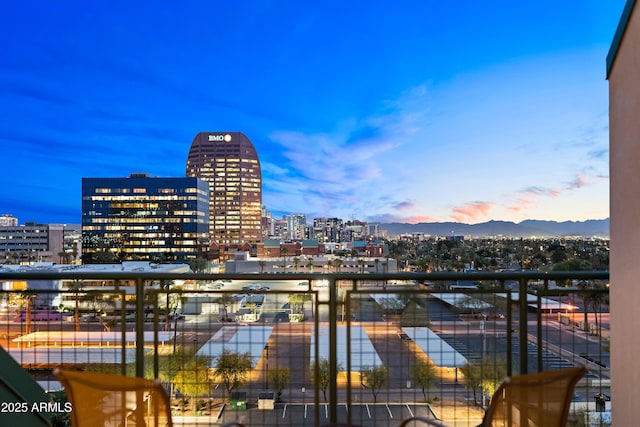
<box><xmin>0</xmin><ymin>1</ymin><xmax>625</xmax><ymax>225</ymax></box>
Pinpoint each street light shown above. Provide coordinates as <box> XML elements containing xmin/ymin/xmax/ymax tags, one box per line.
<box><xmin>405</xmin><ymin>337</ymin><xmax>412</xmax><ymax>388</ymax></box>
<box><xmin>481</xmin><ymin>313</ymin><xmax>487</xmax><ymax>355</ymax></box>
<box><xmin>264</xmin><ymin>344</ymin><xmax>269</xmax><ymax>389</ymax></box>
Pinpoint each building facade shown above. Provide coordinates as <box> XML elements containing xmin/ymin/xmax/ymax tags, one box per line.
<box><xmin>607</xmin><ymin>0</ymin><xmax>639</xmax><ymax>423</ymax></box>
<box><xmin>81</xmin><ymin>174</ymin><xmax>210</xmax><ymax>263</ymax></box>
<box><xmin>313</xmin><ymin>217</ymin><xmax>344</xmax><ymax>242</ymax></box>
<box><xmin>0</xmin><ymin>223</ymin><xmax>80</xmax><ymax>264</ymax></box>
<box><xmin>186</xmin><ymin>132</ymin><xmax>262</xmax><ymax>245</ymax></box>
<box><xmin>261</xmin><ymin>206</ymin><xmax>274</xmax><ymax>240</ymax></box>
<box><xmin>284</xmin><ymin>213</ymin><xmax>307</xmax><ymax>240</ymax></box>
<box><xmin>0</xmin><ymin>214</ymin><xmax>18</xmax><ymax>226</ymax></box>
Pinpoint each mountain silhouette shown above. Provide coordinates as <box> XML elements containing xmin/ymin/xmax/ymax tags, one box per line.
<box><xmin>380</xmin><ymin>219</ymin><xmax>609</xmax><ymax>238</ymax></box>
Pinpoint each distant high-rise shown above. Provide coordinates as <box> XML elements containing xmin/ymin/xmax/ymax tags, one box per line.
<box><xmin>284</xmin><ymin>213</ymin><xmax>307</xmax><ymax>240</ymax></box>
<box><xmin>186</xmin><ymin>132</ymin><xmax>262</xmax><ymax>245</ymax></box>
<box><xmin>0</xmin><ymin>214</ymin><xmax>18</xmax><ymax>226</ymax></box>
<box><xmin>313</xmin><ymin>217</ymin><xmax>344</xmax><ymax>243</ymax></box>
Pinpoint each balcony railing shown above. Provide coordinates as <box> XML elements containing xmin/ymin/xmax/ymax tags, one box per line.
<box><xmin>0</xmin><ymin>270</ymin><xmax>610</xmax><ymax>426</ymax></box>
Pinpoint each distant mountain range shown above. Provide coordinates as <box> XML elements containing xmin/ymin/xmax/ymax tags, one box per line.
<box><xmin>380</xmin><ymin>219</ymin><xmax>610</xmax><ymax>238</ymax></box>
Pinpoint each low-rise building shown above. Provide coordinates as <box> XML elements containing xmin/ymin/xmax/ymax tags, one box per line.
<box><xmin>0</xmin><ymin>223</ymin><xmax>81</xmax><ymax>264</ymax></box>
<box><xmin>225</xmin><ymin>253</ymin><xmax>398</xmax><ymax>274</ymax></box>
<box><xmin>0</xmin><ymin>261</ymin><xmax>191</xmax><ymax>313</ymax></box>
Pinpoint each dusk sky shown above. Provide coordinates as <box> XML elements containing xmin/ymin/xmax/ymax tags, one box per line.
<box><xmin>1</xmin><ymin>1</ymin><xmax>625</xmax><ymax>225</ymax></box>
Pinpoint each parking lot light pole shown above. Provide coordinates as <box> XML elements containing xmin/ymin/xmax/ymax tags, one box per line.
<box><xmin>264</xmin><ymin>344</ymin><xmax>269</xmax><ymax>389</ymax></box>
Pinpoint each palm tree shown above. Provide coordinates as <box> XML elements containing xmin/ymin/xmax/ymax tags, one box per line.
<box><xmin>24</xmin><ymin>294</ymin><xmax>35</xmax><ymax>335</ymax></box>
<box><xmin>293</xmin><ymin>257</ymin><xmax>300</xmax><ymax>272</ymax></box>
<box><xmin>587</xmin><ymin>283</ymin><xmax>608</xmax><ymax>336</ymax></box>
<box><xmin>258</xmin><ymin>260</ymin><xmax>266</xmax><ymax>273</ymax></box>
<box><xmin>68</xmin><ymin>280</ymin><xmax>85</xmax><ymax>332</ymax></box>
<box><xmin>160</xmin><ymin>280</ymin><xmax>175</xmax><ymax>332</ymax></box>
<box><xmin>327</xmin><ymin>259</ymin><xmax>334</xmax><ymax>272</ymax></box>
<box><xmin>281</xmin><ymin>246</ymin><xmax>289</xmax><ymax>272</ymax></box>
<box><xmin>577</xmin><ymin>280</ymin><xmax>596</xmax><ymax>333</ymax></box>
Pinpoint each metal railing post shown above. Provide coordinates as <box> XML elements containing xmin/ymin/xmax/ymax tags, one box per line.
<box><xmin>328</xmin><ymin>277</ymin><xmax>338</xmax><ymax>424</ymax></box>
<box><xmin>519</xmin><ymin>278</ymin><xmax>529</xmax><ymax>374</ymax></box>
<box><xmin>135</xmin><ymin>276</ymin><xmax>145</xmax><ymax>377</ymax></box>
<box><xmin>536</xmin><ymin>292</ymin><xmax>543</xmax><ymax>372</ymax></box>
<box><xmin>346</xmin><ymin>286</ymin><xmax>353</xmax><ymax>427</ymax></box>
<box><xmin>152</xmin><ymin>289</ymin><xmax>160</xmax><ymax>380</ymax></box>
<box><xmin>313</xmin><ymin>289</ymin><xmax>321</xmax><ymax>427</ymax></box>
<box><xmin>506</xmin><ymin>289</ymin><xmax>513</xmax><ymax>377</ymax></box>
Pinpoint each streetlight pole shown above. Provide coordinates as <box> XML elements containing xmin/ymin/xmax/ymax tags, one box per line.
<box><xmin>481</xmin><ymin>313</ymin><xmax>487</xmax><ymax>356</ymax></box>
<box><xmin>264</xmin><ymin>344</ymin><xmax>269</xmax><ymax>389</ymax></box>
<box><xmin>405</xmin><ymin>338</ymin><xmax>411</xmax><ymax>388</ymax></box>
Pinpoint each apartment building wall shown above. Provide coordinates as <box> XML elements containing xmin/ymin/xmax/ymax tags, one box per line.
<box><xmin>608</xmin><ymin>1</ymin><xmax>639</xmax><ymax>424</ymax></box>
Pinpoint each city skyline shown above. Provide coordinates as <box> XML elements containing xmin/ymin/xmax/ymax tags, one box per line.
<box><xmin>0</xmin><ymin>1</ymin><xmax>624</xmax><ymax>225</ymax></box>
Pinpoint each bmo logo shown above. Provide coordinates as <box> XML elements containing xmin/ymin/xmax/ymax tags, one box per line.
<box><xmin>208</xmin><ymin>134</ymin><xmax>232</xmax><ymax>142</ymax></box>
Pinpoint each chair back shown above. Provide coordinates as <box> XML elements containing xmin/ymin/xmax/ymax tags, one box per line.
<box><xmin>482</xmin><ymin>366</ymin><xmax>587</xmax><ymax>427</ymax></box>
<box><xmin>54</xmin><ymin>369</ymin><xmax>173</xmax><ymax>427</ymax></box>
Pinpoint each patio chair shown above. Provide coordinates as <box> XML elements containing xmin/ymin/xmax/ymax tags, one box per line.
<box><xmin>54</xmin><ymin>368</ymin><xmax>173</xmax><ymax>427</ymax></box>
<box><xmin>399</xmin><ymin>366</ymin><xmax>587</xmax><ymax>427</ymax></box>
<box><xmin>398</xmin><ymin>416</ymin><xmax>449</xmax><ymax>426</ymax></box>
<box><xmin>480</xmin><ymin>366</ymin><xmax>587</xmax><ymax>426</ymax></box>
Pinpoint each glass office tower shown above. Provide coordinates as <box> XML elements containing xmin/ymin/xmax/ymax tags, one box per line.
<box><xmin>185</xmin><ymin>132</ymin><xmax>262</xmax><ymax>245</ymax></box>
<box><xmin>81</xmin><ymin>174</ymin><xmax>210</xmax><ymax>263</ymax></box>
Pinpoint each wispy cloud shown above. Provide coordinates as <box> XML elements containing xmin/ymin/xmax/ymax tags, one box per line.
<box><xmin>370</xmin><ymin>212</ymin><xmax>439</xmax><ymax>224</ymax></box>
<box><xmin>264</xmin><ymin>107</ymin><xmax>418</xmax><ymax>218</ymax></box>
<box><xmin>520</xmin><ymin>186</ymin><xmax>561</xmax><ymax>198</ymax></box>
<box><xmin>564</xmin><ymin>171</ymin><xmax>608</xmax><ymax>191</ymax></box>
<box><xmin>394</xmin><ymin>201</ymin><xmax>416</xmax><ymax>211</ymax></box>
<box><xmin>450</xmin><ymin>202</ymin><xmax>495</xmax><ymax>222</ymax></box>
<box><xmin>508</xmin><ymin>198</ymin><xmax>535</xmax><ymax>213</ymax></box>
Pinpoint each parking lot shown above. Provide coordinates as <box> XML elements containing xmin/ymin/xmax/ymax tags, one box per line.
<box><xmin>183</xmin><ymin>402</ymin><xmax>438</xmax><ymax>426</ymax></box>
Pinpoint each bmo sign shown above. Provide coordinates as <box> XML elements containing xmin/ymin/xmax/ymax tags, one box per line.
<box><xmin>209</xmin><ymin>134</ymin><xmax>232</xmax><ymax>142</ymax></box>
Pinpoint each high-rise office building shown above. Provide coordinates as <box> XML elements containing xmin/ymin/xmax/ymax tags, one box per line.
<box><xmin>261</xmin><ymin>206</ymin><xmax>274</xmax><ymax>240</ymax></box>
<box><xmin>186</xmin><ymin>132</ymin><xmax>262</xmax><ymax>245</ymax></box>
<box><xmin>313</xmin><ymin>217</ymin><xmax>344</xmax><ymax>243</ymax></box>
<box><xmin>81</xmin><ymin>174</ymin><xmax>210</xmax><ymax>263</ymax></box>
<box><xmin>284</xmin><ymin>213</ymin><xmax>307</xmax><ymax>240</ymax></box>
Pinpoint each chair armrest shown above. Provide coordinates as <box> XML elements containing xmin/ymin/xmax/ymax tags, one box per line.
<box><xmin>397</xmin><ymin>415</ymin><xmax>449</xmax><ymax>427</ymax></box>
